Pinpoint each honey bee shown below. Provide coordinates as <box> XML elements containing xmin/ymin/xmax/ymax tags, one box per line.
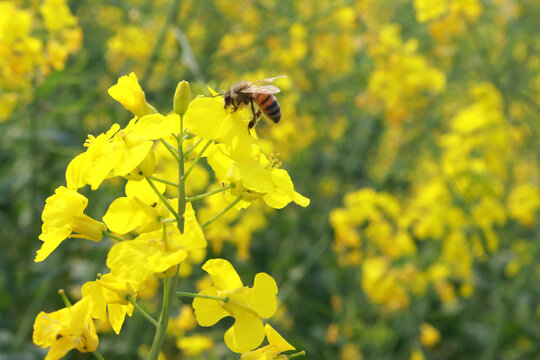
<box><xmin>223</xmin><ymin>76</ymin><xmax>286</xmax><ymax>131</ymax></box>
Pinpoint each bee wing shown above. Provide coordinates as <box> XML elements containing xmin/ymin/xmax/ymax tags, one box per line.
<box><xmin>239</xmin><ymin>85</ymin><xmax>281</xmax><ymax>94</ymax></box>
<box><xmin>249</xmin><ymin>75</ymin><xmax>287</xmax><ymax>85</ymax></box>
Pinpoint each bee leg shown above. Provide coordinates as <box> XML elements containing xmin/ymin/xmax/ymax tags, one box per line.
<box><xmin>248</xmin><ymin>110</ymin><xmax>262</xmax><ymax>133</ymax></box>
<box><xmin>248</xmin><ymin>99</ymin><xmax>260</xmax><ymax>132</ymax></box>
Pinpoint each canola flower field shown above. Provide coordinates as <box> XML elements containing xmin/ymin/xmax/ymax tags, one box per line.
<box><xmin>0</xmin><ymin>1</ymin><xmax>539</xmax><ymax>359</ymax></box>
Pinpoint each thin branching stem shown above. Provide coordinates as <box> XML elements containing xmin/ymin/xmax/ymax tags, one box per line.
<box><xmin>201</xmin><ymin>195</ymin><xmax>243</xmax><ymax>229</ymax></box>
<box><xmin>159</xmin><ymin>139</ymin><xmax>180</xmax><ymax>162</ymax></box>
<box><xmin>186</xmin><ymin>183</ymin><xmax>235</xmax><ymax>203</ymax></box>
<box><xmin>289</xmin><ymin>351</ymin><xmax>307</xmax><ymax>359</ymax></box>
<box><xmin>184</xmin><ymin>137</ymin><xmax>204</xmax><ymax>157</ymax></box>
<box><xmin>181</xmin><ymin>139</ymin><xmax>213</xmax><ymax>182</ymax></box>
<box><xmin>103</xmin><ymin>231</ymin><xmax>126</xmax><ymax>242</ymax></box>
<box><xmin>93</xmin><ymin>351</ymin><xmax>105</xmax><ymax>360</ymax></box>
<box><xmin>128</xmin><ymin>296</ymin><xmax>158</xmax><ymax>327</ymax></box>
<box><xmin>147</xmin><ymin>111</ymin><xmax>185</xmax><ymax>360</ymax></box>
<box><xmin>148</xmin><ymin>176</ymin><xmax>178</xmax><ymax>187</ymax></box>
<box><xmin>145</xmin><ymin>177</ymin><xmax>182</xmax><ymax>223</ymax></box>
<box><xmin>176</xmin><ymin>291</ymin><xmax>228</xmax><ymax>302</ymax></box>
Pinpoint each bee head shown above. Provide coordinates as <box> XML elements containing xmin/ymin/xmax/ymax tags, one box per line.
<box><xmin>223</xmin><ymin>91</ymin><xmax>232</xmax><ymax>107</ymax></box>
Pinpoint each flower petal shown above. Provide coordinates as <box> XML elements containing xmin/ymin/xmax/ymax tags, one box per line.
<box><xmin>107</xmin><ymin>303</ymin><xmax>128</xmax><ymax>334</ymax></box>
<box><xmin>184</xmin><ymin>97</ymin><xmax>228</xmax><ymax>140</ymax></box>
<box><xmin>103</xmin><ymin>197</ymin><xmax>144</xmax><ymax>234</ymax></box>
<box><xmin>202</xmin><ymin>258</ymin><xmax>243</xmax><ymax>291</ymax></box>
<box><xmin>35</xmin><ymin>226</ymin><xmax>72</xmax><ymax>262</ymax></box>
<box><xmin>224</xmin><ymin>310</ymin><xmax>265</xmax><ymax>353</ymax></box>
<box><xmin>192</xmin><ymin>288</ymin><xmax>229</xmax><ymax>326</ymax></box>
<box><xmin>265</xmin><ymin>324</ymin><xmax>295</xmax><ymax>352</ymax></box>
<box><xmin>250</xmin><ymin>273</ymin><xmax>278</xmax><ymax>319</ymax></box>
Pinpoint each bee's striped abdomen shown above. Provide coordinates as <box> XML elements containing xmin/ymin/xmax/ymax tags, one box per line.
<box><xmin>254</xmin><ymin>93</ymin><xmax>281</xmax><ymax>123</ymax></box>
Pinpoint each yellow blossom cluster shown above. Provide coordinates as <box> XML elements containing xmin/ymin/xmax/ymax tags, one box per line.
<box><xmin>365</xmin><ymin>24</ymin><xmax>446</xmax><ymax>124</ymax></box>
<box><xmin>330</xmin><ymin>81</ymin><xmax>540</xmax><ymax>356</ymax></box>
<box><xmin>0</xmin><ymin>0</ymin><xmax>81</xmax><ymax>121</ymax></box>
<box><xmin>32</xmin><ymin>73</ymin><xmax>308</xmax><ymax>359</ymax></box>
<box><xmin>332</xmin><ymin>81</ymin><xmax>539</xmax><ymax>306</ymax></box>
<box><xmin>413</xmin><ymin>0</ymin><xmax>482</xmax><ymax>42</ymax></box>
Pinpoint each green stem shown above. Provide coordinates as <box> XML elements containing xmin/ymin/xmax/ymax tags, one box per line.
<box><xmin>148</xmin><ymin>275</ymin><xmax>170</xmax><ymax>360</ymax></box>
<box><xmin>58</xmin><ymin>289</ymin><xmax>72</xmax><ymax>307</ymax></box>
<box><xmin>93</xmin><ymin>350</ymin><xmax>105</xmax><ymax>360</ymax></box>
<box><xmin>147</xmin><ymin>112</ymin><xmax>185</xmax><ymax>360</ymax></box>
<box><xmin>149</xmin><ymin>176</ymin><xmax>178</xmax><ymax>187</ymax></box>
<box><xmin>176</xmin><ymin>291</ymin><xmax>228</xmax><ymax>302</ymax></box>
<box><xmin>177</xmin><ymin>116</ymin><xmax>186</xmax><ymax>232</ymax></box>
<box><xmin>128</xmin><ymin>296</ymin><xmax>158</xmax><ymax>327</ymax></box>
<box><xmin>103</xmin><ymin>231</ymin><xmax>126</xmax><ymax>242</ymax></box>
<box><xmin>180</xmin><ymin>139</ymin><xmax>212</xmax><ymax>182</ymax></box>
<box><xmin>184</xmin><ymin>137</ymin><xmax>204</xmax><ymax>157</ymax></box>
<box><xmin>159</xmin><ymin>139</ymin><xmax>180</xmax><ymax>162</ymax></box>
<box><xmin>186</xmin><ymin>184</ymin><xmax>235</xmax><ymax>203</ymax></box>
<box><xmin>288</xmin><ymin>351</ymin><xmax>307</xmax><ymax>359</ymax></box>
<box><xmin>201</xmin><ymin>195</ymin><xmax>243</xmax><ymax>229</ymax></box>
<box><xmin>145</xmin><ymin>177</ymin><xmax>182</xmax><ymax>223</ymax></box>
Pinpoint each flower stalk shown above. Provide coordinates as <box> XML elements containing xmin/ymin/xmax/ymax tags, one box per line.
<box><xmin>202</xmin><ymin>195</ymin><xmax>243</xmax><ymax>229</ymax></box>
<box><xmin>147</xmin><ymin>108</ymin><xmax>186</xmax><ymax>359</ymax></box>
<box><xmin>186</xmin><ymin>183</ymin><xmax>235</xmax><ymax>203</ymax></box>
<box><xmin>180</xmin><ymin>139</ymin><xmax>212</xmax><ymax>182</ymax></box>
<box><xmin>159</xmin><ymin>139</ymin><xmax>180</xmax><ymax>162</ymax></box>
<box><xmin>148</xmin><ymin>176</ymin><xmax>178</xmax><ymax>187</ymax></box>
<box><xmin>184</xmin><ymin>137</ymin><xmax>204</xmax><ymax>157</ymax></box>
<box><xmin>176</xmin><ymin>291</ymin><xmax>228</xmax><ymax>302</ymax></box>
<box><xmin>127</xmin><ymin>296</ymin><xmax>158</xmax><ymax>327</ymax></box>
<box><xmin>145</xmin><ymin>176</ymin><xmax>182</xmax><ymax>223</ymax></box>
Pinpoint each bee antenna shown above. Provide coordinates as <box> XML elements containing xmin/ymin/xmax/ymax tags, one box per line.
<box><xmin>211</xmin><ymin>93</ymin><xmax>224</xmax><ymax>98</ymax></box>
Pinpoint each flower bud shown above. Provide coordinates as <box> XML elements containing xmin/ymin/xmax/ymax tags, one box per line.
<box><xmin>108</xmin><ymin>72</ymin><xmax>157</xmax><ymax>117</ymax></box>
<box><xmin>174</xmin><ymin>80</ymin><xmax>190</xmax><ymax>116</ymax></box>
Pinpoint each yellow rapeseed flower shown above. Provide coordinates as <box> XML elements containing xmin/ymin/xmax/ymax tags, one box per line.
<box><xmin>35</xmin><ymin>186</ymin><xmax>106</xmax><ymax>262</ymax></box>
<box><xmin>81</xmin><ymin>274</ymin><xmax>135</xmax><ymax>334</ymax></box>
<box><xmin>66</xmin><ymin>113</ymin><xmax>176</xmax><ymax>190</ymax></box>
<box><xmin>192</xmin><ymin>259</ymin><xmax>278</xmax><ymax>353</ymax></box>
<box><xmin>103</xmin><ymin>179</ymin><xmax>173</xmax><ymax>235</ymax></box>
<box><xmin>108</xmin><ymin>72</ymin><xmax>156</xmax><ymax>117</ymax></box>
<box><xmin>206</xmin><ymin>144</ymin><xmax>310</xmax><ymax>209</ymax></box>
<box><xmin>106</xmin><ymin>203</ymin><xmax>206</xmax><ymax>281</ymax></box>
<box><xmin>241</xmin><ymin>324</ymin><xmax>296</xmax><ymax>359</ymax></box>
<box><xmin>33</xmin><ymin>297</ymin><xmax>98</xmax><ymax>360</ymax></box>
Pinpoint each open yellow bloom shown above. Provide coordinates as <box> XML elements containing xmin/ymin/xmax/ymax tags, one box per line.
<box><xmin>207</xmin><ymin>144</ymin><xmax>310</xmax><ymax>209</ymax></box>
<box><xmin>82</xmin><ymin>274</ymin><xmax>136</xmax><ymax>334</ymax></box>
<box><xmin>241</xmin><ymin>324</ymin><xmax>296</xmax><ymax>360</ymax></box>
<box><xmin>106</xmin><ymin>203</ymin><xmax>206</xmax><ymax>281</ymax></box>
<box><xmin>66</xmin><ymin>113</ymin><xmax>176</xmax><ymax>190</ymax></box>
<box><xmin>103</xmin><ymin>179</ymin><xmax>174</xmax><ymax>235</ymax></box>
<box><xmin>33</xmin><ymin>297</ymin><xmax>98</xmax><ymax>360</ymax></box>
<box><xmin>35</xmin><ymin>186</ymin><xmax>106</xmax><ymax>262</ymax></box>
<box><xmin>108</xmin><ymin>72</ymin><xmax>155</xmax><ymax>117</ymax></box>
<box><xmin>193</xmin><ymin>259</ymin><xmax>278</xmax><ymax>353</ymax></box>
